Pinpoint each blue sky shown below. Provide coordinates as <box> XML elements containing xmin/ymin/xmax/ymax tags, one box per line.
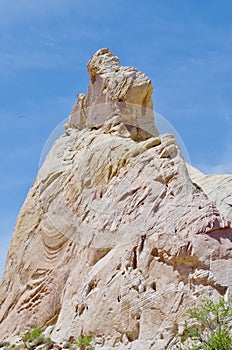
<box><xmin>0</xmin><ymin>0</ymin><xmax>232</xmax><ymax>278</ymax></box>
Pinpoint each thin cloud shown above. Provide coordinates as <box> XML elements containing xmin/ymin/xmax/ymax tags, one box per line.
<box><xmin>0</xmin><ymin>51</ymin><xmax>69</xmax><ymax>73</ymax></box>
<box><xmin>196</xmin><ymin>133</ymin><xmax>232</xmax><ymax>175</ymax></box>
<box><xmin>200</xmin><ymin>163</ymin><xmax>232</xmax><ymax>175</ymax></box>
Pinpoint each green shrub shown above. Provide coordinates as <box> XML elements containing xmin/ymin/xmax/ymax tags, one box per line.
<box><xmin>77</xmin><ymin>335</ymin><xmax>93</xmax><ymax>349</ymax></box>
<box><xmin>22</xmin><ymin>328</ymin><xmax>45</xmax><ymax>348</ymax></box>
<box><xmin>30</xmin><ymin>329</ymin><xmax>43</xmax><ymax>340</ymax></box>
<box><xmin>22</xmin><ymin>328</ymin><xmax>43</xmax><ymax>343</ymax></box>
<box><xmin>176</xmin><ymin>298</ymin><xmax>232</xmax><ymax>350</ymax></box>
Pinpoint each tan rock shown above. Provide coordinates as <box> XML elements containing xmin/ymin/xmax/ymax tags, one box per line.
<box><xmin>67</xmin><ymin>48</ymin><xmax>159</xmax><ymax>139</ymax></box>
<box><xmin>0</xmin><ymin>49</ymin><xmax>231</xmax><ymax>350</ymax></box>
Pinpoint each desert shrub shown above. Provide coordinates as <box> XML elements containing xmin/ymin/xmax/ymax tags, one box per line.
<box><xmin>22</xmin><ymin>328</ymin><xmax>42</xmax><ymax>342</ymax></box>
<box><xmin>175</xmin><ymin>298</ymin><xmax>232</xmax><ymax>349</ymax></box>
<box><xmin>22</xmin><ymin>328</ymin><xmax>45</xmax><ymax>348</ymax></box>
<box><xmin>77</xmin><ymin>335</ymin><xmax>93</xmax><ymax>349</ymax></box>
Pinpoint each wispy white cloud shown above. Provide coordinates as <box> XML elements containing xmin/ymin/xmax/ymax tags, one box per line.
<box><xmin>195</xmin><ymin>124</ymin><xmax>232</xmax><ymax>175</ymax></box>
<box><xmin>200</xmin><ymin>162</ymin><xmax>232</xmax><ymax>175</ymax></box>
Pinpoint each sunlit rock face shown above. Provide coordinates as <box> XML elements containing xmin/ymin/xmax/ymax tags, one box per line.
<box><xmin>67</xmin><ymin>48</ymin><xmax>159</xmax><ymax>139</ymax></box>
<box><xmin>0</xmin><ymin>49</ymin><xmax>231</xmax><ymax>350</ymax></box>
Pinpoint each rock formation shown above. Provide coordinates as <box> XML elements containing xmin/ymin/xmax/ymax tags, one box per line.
<box><xmin>0</xmin><ymin>48</ymin><xmax>231</xmax><ymax>350</ymax></box>
<box><xmin>188</xmin><ymin>164</ymin><xmax>232</xmax><ymax>222</ymax></box>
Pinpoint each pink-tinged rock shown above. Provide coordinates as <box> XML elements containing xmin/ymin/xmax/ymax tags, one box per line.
<box><xmin>67</xmin><ymin>48</ymin><xmax>159</xmax><ymax>139</ymax></box>
<box><xmin>0</xmin><ymin>49</ymin><xmax>231</xmax><ymax>350</ymax></box>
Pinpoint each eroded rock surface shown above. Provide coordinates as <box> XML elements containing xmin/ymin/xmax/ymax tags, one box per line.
<box><xmin>67</xmin><ymin>48</ymin><xmax>159</xmax><ymax>139</ymax></box>
<box><xmin>0</xmin><ymin>49</ymin><xmax>231</xmax><ymax>350</ymax></box>
<box><xmin>188</xmin><ymin>164</ymin><xmax>232</xmax><ymax>222</ymax></box>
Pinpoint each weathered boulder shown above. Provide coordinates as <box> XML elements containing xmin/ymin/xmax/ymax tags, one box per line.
<box><xmin>0</xmin><ymin>49</ymin><xmax>231</xmax><ymax>350</ymax></box>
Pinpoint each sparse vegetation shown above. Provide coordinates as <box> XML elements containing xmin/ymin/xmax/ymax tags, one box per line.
<box><xmin>77</xmin><ymin>335</ymin><xmax>93</xmax><ymax>349</ymax></box>
<box><xmin>22</xmin><ymin>328</ymin><xmax>45</xmax><ymax>348</ymax></box>
<box><xmin>1</xmin><ymin>299</ymin><xmax>232</xmax><ymax>350</ymax></box>
<box><xmin>174</xmin><ymin>298</ymin><xmax>232</xmax><ymax>350</ymax></box>
<box><xmin>0</xmin><ymin>330</ymin><xmax>95</xmax><ymax>350</ymax></box>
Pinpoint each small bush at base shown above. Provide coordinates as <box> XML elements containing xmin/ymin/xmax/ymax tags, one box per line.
<box><xmin>77</xmin><ymin>335</ymin><xmax>93</xmax><ymax>349</ymax></box>
<box><xmin>175</xmin><ymin>298</ymin><xmax>232</xmax><ymax>350</ymax></box>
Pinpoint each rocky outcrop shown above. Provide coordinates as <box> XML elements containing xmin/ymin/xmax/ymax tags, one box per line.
<box><xmin>67</xmin><ymin>48</ymin><xmax>159</xmax><ymax>139</ymax></box>
<box><xmin>0</xmin><ymin>49</ymin><xmax>231</xmax><ymax>350</ymax></box>
<box><xmin>188</xmin><ymin>164</ymin><xmax>232</xmax><ymax>222</ymax></box>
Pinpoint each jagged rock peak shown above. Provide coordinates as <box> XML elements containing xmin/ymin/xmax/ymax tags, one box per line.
<box><xmin>87</xmin><ymin>48</ymin><xmax>120</xmax><ymax>82</ymax></box>
<box><xmin>66</xmin><ymin>48</ymin><xmax>159</xmax><ymax>139</ymax></box>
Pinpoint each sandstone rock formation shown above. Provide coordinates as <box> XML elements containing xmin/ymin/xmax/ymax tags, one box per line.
<box><xmin>67</xmin><ymin>48</ymin><xmax>159</xmax><ymax>139</ymax></box>
<box><xmin>188</xmin><ymin>164</ymin><xmax>232</xmax><ymax>222</ymax></box>
<box><xmin>0</xmin><ymin>49</ymin><xmax>231</xmax><ymax>350</ymax></box>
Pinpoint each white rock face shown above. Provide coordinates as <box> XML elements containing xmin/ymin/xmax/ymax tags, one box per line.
<box><xmin>0</xmin><ymin>49</ymin><xmax>231</xmax><ymax>350</ymax></box>
<box><xmin>188</xmin><ymin>164</ymin><xmax>232</xmax><ymax>222</ymax></box>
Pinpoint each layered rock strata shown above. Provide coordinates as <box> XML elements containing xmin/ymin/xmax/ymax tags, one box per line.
<box><xmin>0</xmin><ymin>49</ymin><xmax>231</xmax><ymax>350</ymax></box>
